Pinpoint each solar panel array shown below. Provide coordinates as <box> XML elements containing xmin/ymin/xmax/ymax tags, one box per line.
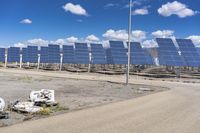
<box><xmin>7</xmin><ymin>47</ymin><xmax>20</xmax><ymax>62</ymax></box>
<box><xmin>63</xmin><ymin>45</ymin><xmax>75</xmax><ymax>64</ymax></box>
<box><xmin>90</xmin><ymin>44</ymin><xmax>106</xmax><ymax>64</ymax></box>
<box><xmin>156</xmin><ymin>38</ymin><xmax>185</xmax><ymax>66</ymax></box>
<box><xmin>48</xmin><ymin>44</ymin><xmax>60</xmax><ymax>63</ymax></box>
<box><xmin>176</xmin><ymin>39</ymin><xmax>200</xmax><ymax>67</ymax></box>
<box><xmin>0</xmin><ymin>48</ymin><xmax>5</xmax><ymax>62</ymax></box>
<box><xmin>130</xmin><ymin>42</ymin><xmax>154</xmax><ymax>65</ymax></box>
<box><xmin>5</xmin><ymin>39</ymin><xmax>200</xmax><ymax>67</ymax></box>
<box><xmin>40</xmin><ymin>47</ymin><xmax>49</xmax><ymax>63</ymax></box>
<box><xmin>109</xmin><ymin>41</ymin><xmax>127</xmax><ymax>64</ymax></box>
<box><xmin>74</xmin><ymin>43</ymin><xmax>89</xmax><ymax>64</ymax></box>
<box><xmin>22</xmin><ymin>46</ymin><xmax>38</xmax><ymax>63</ymax></box>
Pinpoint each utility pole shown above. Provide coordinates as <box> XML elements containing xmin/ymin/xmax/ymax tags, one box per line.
<box><xmin>126</xmin><ymin>0</ymin><xmax>132</xmax><ymax>85</ymax></box>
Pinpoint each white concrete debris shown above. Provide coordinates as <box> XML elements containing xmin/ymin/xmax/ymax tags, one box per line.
<box><xmin>0</xmin><ymin>97</ymin><xmax>9</xmax><ymax>119</ymax></box>
<box><xmin>30</xmin><ymin>89</ymin><xmax>57</xmax><ymax>105</ymax></box>
<box><xmin>139</xmin><ymin>88</ymin><xmax>153</xmax><ymax>91</ymax></box>
<box><xmin>0</xmin><ymin>97</ymin><xmax>5</xmax><ymax>112</ymax></box>
<box><xmin>13</xmin><ymin>101</ymin><xmax>42</xmax><ymax>113</ymax></box>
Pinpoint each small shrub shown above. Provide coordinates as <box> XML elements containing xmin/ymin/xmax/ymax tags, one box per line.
<box><xmin>38</xmin><ymin>108</ymin><xmax>52</xmax><ymax>115</ymax></box>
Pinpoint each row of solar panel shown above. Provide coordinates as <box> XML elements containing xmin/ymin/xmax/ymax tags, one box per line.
<box><xmin>0</xmin><ymin>41</ymin><xmax>154</xmax><ymax>65</ymax></box>
<box><xmin>156</xmin><ymin>38</ymin><xmax>200</xmax><ymax>67</ymax></box>
<box><xmin>0</xmin><ymin>39</ymin><xmax>200</xmax><ymax>67</ymax></box>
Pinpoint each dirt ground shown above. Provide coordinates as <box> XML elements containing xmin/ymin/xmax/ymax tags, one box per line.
<box><xmin>1</xmin><ymin>68</ymin><xmax>200</xmax><ymax>133</ymax></box>
<box><xmin>0</xmin><ymin>69</ymin><xmax>167</xmax><ymax>127</ymax></box>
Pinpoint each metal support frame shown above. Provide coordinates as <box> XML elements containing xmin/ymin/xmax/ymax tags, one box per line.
<box><xmin>88</xmin><ymin>63</ymin><xmax>91</xmax><ymax>73</ymax></box>
<box><xmin>37</xmin><ymin>54</ymin><xmax>40</xmax><ymax>70</ymax></box>
<box><xmin>19</xmin><ymin>54</ymin><xmax>22</xmax><ymax>69</ymax></box>
<box><xmin>4</xmin><ymin>53</ymin><xmax>7</xmax><ymax>68</ymax></box>
<box><xmin>60</xmin><ymin>53</ymin><xmax>63</xmax><ymax>71</ymax></box>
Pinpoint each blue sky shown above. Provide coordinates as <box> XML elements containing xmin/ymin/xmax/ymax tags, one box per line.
<box><xmin>0</xmin><ymin>0</ymin><xmax>200</xmax><ymax>47</ymax></box>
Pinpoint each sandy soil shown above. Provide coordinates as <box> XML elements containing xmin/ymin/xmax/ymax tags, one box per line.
<box><xmin>0</xmin><ymin>68</ymin><xmax>167</xmax><ymax>127</ymax></box>
<box><xmin>0</xmin><ymin>68</ymin><xmax>200</xmax><ymax>133</ymax></box>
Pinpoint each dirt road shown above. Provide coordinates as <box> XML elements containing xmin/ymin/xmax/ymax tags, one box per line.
<box><xmin>1</xmin><ymin>69</ymin><xmax>200</xmax><ymax>133</ymax></box>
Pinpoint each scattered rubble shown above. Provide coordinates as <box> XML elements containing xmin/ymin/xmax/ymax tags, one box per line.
<box><xmin>30</xmin><ymin>89</ymin><xmax>57</xmax><ymax>106</ymax></box>
<box><xmin>11</xmin><ymin>89</ymin><xmax>57</xmax><ymax>113</ymax></box>
<box><xmin>0</xmin><ymin>98</ymin><xmax>5</xmax><ymax>112</ymax></box>
<box><xmin>0</xmin><ymin>97</ymin><xmax>9</xmax><ymax>119</ymax></box>
<box><xmin>12</xmin><ymin>101</ymin><xmax>42</xmax><ymax>113</ymax></box>
<box><xmin>139</xmin><ymin>88</ymin><xmax>154</xmax><ymax>91</ymax></box>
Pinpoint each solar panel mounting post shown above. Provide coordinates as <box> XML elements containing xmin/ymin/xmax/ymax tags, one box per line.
<box><xmin>19</xmin><ymin>54</ymin><xmax>22</xmax><ymax>68</ymax></box>
<box><xmin>4</xmin><ymin>52</ymin><xmax>7</xmax><ymax>68</ymax></box>
<box><xmin>60</xmin><ymin>53</ymin><xmax>63</xmax><ymax>71</ymax></box>
<box><xmin>37</xmin><ymin>54</ymin><xmax>40</xmax><ymax>70</ymax></box>
<box><xmin>88</xmin><ymin>53</ymin><xmax>91</xmax><ymax>72</ymax></box>
<box><xmin>126</xmin><ymin>0</ymin><xmax>132</xmax><ymax>85</ymax></box>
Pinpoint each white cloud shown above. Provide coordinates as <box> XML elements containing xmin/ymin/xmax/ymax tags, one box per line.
<box><xmin>133</xmin><ymin>8</ymin><xmax>149</xmax><ymax>15</ymax></box>
<box><xmin>62</xmin><ymin>3</ymin><xmax>88</xmax><ymax>16</ymax></box>
<box><xmin>103</xmin><ymin>29</ymin><xmax>128</xmax><ymax>41</ymax></box>
<box><xmin>158</xmin><ymin>1</ymin><xmax>198</xmax><ymax>18</ymax></box>
<box><xmin>51</xmin><ymin>39</ymin><xmax>66</xmax><ymax>45</ymax></box>
<box><xmin>27</xmin><ymin>38</ymin><xmax>49</xmax><ymax>46</ymax></box>
<box><xmin>142</xmin><ymin>39</ymin><xmax>158</xmax><ymax>48</ymax></box>
<box><xmin>86</xmin><ymin>35</ymin><xmax>100</xmax><ymax>42</ymax></box>
<box><xmin>20</xmin><ymin>19</ymin><xmax>32</xmax><ymax>24</ymax></box>
<box><xmin>132</xmin><ymin>30</ymin><xmax>147</xmax><ymax>42</ymax></box>
<box><xmin>14</xmin><ymin>42</ymin><xmax>26</xmax><ymax>48</ymax></box>
<box><xmin>152</xmin><ymin>30</ymin><xmax>174</xmax><ymax>38</ymax></box>
<box><xmin>104</xmin><ymin>3</ymin><xmax>119</xmax><ymax>8</ymax></box>
<box><xmin>66</xmin><ymin>36</ymin><xmax>78</xmax><ymax>44</ymax></box>
<box><xmin>125</xmin><ymin>1</ymin><xmax>142</xmax><ymax>8</ymax></box>
<box><xmin>187</xmin><ymin>36</ymin><xmax>200</xmax><ymax>47</ymax></box>
<box><xmin>103</xmin><ymin>29</ymin><xmax>146</xmax><ymax>42</ymax></box>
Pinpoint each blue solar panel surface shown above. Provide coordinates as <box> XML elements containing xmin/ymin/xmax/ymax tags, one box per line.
<box><xmin>22</xmin><ymin>46</ymin><xmax>38</xmax><ymax>63</ymax></box>
<box><xmin>22</xmin><ymin>48</ymin><xmax>28</xmax><ymax>62</ymax></box>
<box><xmin>40</xmin><ymin>47</ymin><xmax>49</xmax><ymax>63</ymax></box>
<box><xmin>48</xmin><ymin>44</ymin><xmax>60</xmax><ymax>63</ymax></box>
<box><xmin>130</xmin><ymin>42</ymin><xmax>154</xmax><ymax>65</ymax></box>
<box><xmin>74</xmin><ymin>43</ymin><xmax>89</xmax><ymax>64</ymax></box>
<box><xmin>0</xmin><ymin>48</ymin><xmax>5</xmax><ymax>62</ymax></box>
<box><xmin>176</xmin><ymin>39</ymin><xmax>200</xmax><ymax>67</ymax></box>
<box><xmin>109</xmin><ymin>41</ymin><xmax>127</xmax><ymax>64</ymax></box>
<box><xmin>7</xmin><ymin>47</ymin><xmax>20</xmax><ymax>62</ymax></box>
<box><xmin>156</xmin><ymin>38</ymin><xmax>185</xmax><ymax>66</ymax></box>
<box><xmin>63</xmin><ymin>45</ymin><xmax>75</xmax><ymax>64</ymax></box>
<box><xmin>106</xmin><ymin>48</ymin><xmax>113</xmax><ymax>64</ymax></box>
<box><xmin>197</xmin><ymin>48</ymin><xmax>200</xmax><ymax>56</ymax></box>
<box><xmin>90</xmin><ymin>44</ymin><xmax>106</xmax><ymax>64</ymax></box>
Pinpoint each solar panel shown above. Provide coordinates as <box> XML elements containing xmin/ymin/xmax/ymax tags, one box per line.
<box><xmin>0</xmin><ymin>48</ymin><xmax>5</xmax><ymax>62</ymax></box>
<box><xmin>22</xmin><ymin>48</ymin><xmax>28</xmax><ymax>63</ymax></box>
<box><xmin>109</xmin><ymin>41</ymin><xmax>127</xmax><ymax>64</ymax></box>
<box><xmin>130</xmin><ymin>42</ymin><xmax>154</xmax><ymax>65</ymax></box>
<box><xmin>74</xmin><ymin>43</ymin><xmax>89</xmax><ymax>64</ymax></box>
<box><xmin>156</xmin><ymin>38</ymin><xmax>185</xmax><ymax>66</ymax></box>
<box><xmin>176</xmin><ymin>39</ymin><xmax>200</xmax><ymax>67</ymax></box>
<box><xmin>90</xmin><ymin>44</ymin><xmax>106</xmax><ymax>64</ymax></box>
<box><xmin>197</xmin><ymin>47</ymin><xmax>200</xmax><ymax>56</ymax></box>
<box><xmin>22</xmin><ymin>46</ymin><xmax>38</xmax><ymax>63</ymax></box>
<box><xmin>48</xmin><ymin>44</ymin><xmax>60</xmax><ymax>63</ymax></box>
<box><xmin>40</xmin><ymin>46</ymin><xmax>49</xmax><ymax>63</ymax></box>
<box><xmin>62</xmin><ymin>45</ymin><xmax>75</xmax><ymax>64</ymax></box>
<box><xmin>7</xmin><ymin>47</ymin><xmax>20</xmax><ymax>62</ymax></box>
<box><xmin>106</xmin><ymin>48</ymin><xmax>114</xmax><ymax>64</ymax></box>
